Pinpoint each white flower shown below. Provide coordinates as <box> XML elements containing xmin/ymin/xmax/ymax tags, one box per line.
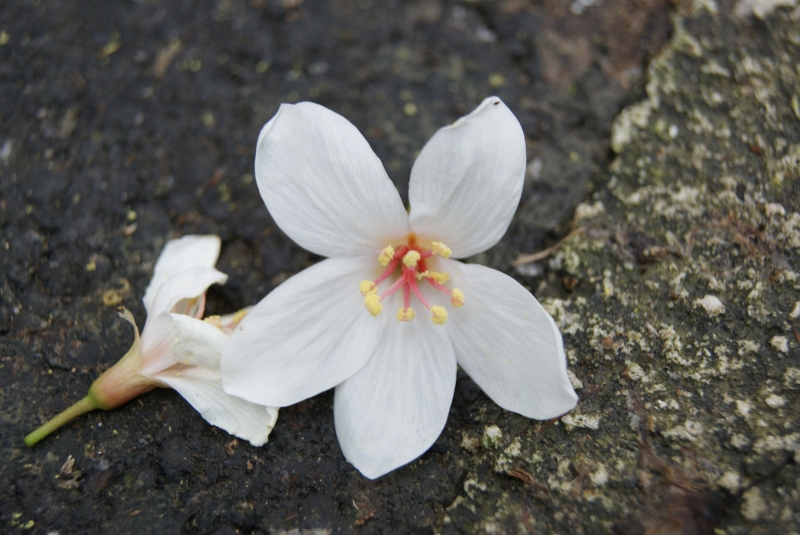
<box><xmin>131</xmin><ymin>234</ymin><xmax>279</xmax><ymax>445</ymax></box>
<box><xmin>221</xmin><ymin>98</ymin><xmax>578</xmax><ymax>478</ymax></box>
<box><xmin>25</xmin><ymin>235</ymin><xmax>278</xmax><ymax>447</ymax></box>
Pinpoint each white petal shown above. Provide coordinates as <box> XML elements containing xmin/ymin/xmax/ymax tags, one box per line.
<box><xmin>137</xmin><ymin>312</ymin><xmax>177</xmax><ymax>376</ymax></box>
<box><xmin>158</xmin><ymin>366</ymin><xmax>279</xmax><ymax>447</ymax></box>
<box><xmin>143</xmin><ymin>235</ymin><xmax>222</xmax><ymax>314</ymax></box>
<box><xmin>408</xmin><ymin>97</ymin><xmax>526</xmax><ymax>258</ymax></box>
<box><xmin>170</xmin><ymin>294</ymin><xmax>206</xmax><ymax>319</ymax></box>
<box><xmin>334</xmin><ymin>318</ymin><xmax>456</xmax><ymax>479</ymax></box>
<box><xmin>143</xmin><ymin>267</ymin><xmax>228</xmax><ymax>323</ymax></box>
<box><xmin>442</xmin><ymin>259</ymin><xmax>578</xmax><ymax>419</ymax></box>
<box><xmin>222</xmin><ymin>256</ymin><xmax>391</xmax><ymax>407</ymax></box>
<box><xmin>140</xmin><ymin>308</ymin><xmax>230</xmax><ymax>376</ymax></box>
<box><xmin>169</xmin><ymin>314</ymin><xmax>227</xmax><ymax>368</ymax></box>
<box><xmin>256</xmin><ymin>102</ymin><xmax>410</xmax><ymax>258</ymax></box>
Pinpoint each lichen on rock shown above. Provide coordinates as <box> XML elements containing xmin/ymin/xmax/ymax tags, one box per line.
<box><xmin>443</xmin><ymin>1</ymin><xmax>800</xmax><ymax>533</ymax></box>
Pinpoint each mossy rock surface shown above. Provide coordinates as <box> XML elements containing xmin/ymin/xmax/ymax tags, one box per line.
<box><xmin>484</xmin><ymin>3</ymin><xmax>800</xmax><ymax>533</ymax></box>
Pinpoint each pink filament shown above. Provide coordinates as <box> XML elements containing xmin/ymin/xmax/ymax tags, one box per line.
<box><xmin>370</xmin><ymin>243</ymin><xmax>456</xmax><ymax>312</ymax></box>
<box><xmin>374</xmin><ymin>257</ymin><xmax>400</xmax><ymax>285</ymax></box>
<box><xmin>425</xmin><ymin>277</ymin><xmax>453</xmax><ymax>297</ymax></box>
<box><xmin>380</xmin><ymin>270</ymin><xmax>408</xmax><ymax>300</ymax></box>
<box><xmin>407</xmin><ymin>273</ymin><xmax>433</xmax><ymax>311</ymax></box>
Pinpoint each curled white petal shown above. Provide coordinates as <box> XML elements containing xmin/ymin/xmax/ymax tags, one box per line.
<box><xmin>143</xmin><ymin>235</ymin><xmax>222</xmax><ymax>314</ymax></box>
<box><xmin>222</xmin><ymin>256</ymin><xmax>391</xmax><ymax>407</ymax></box>
<box><xmin>158</xmin><ymin>366</ymin><xmax>279</xmax><ymax>447</ymax></box>
<box><xmin>170</xmin><ymin>314</ymin><xmax>229</xmax><ymax>369</ymax></box>
<box><xmin>139</xmin><ymin>310</ymin><xmax>230</xmax><ymax>377</ymax></box>
<box><xmin>334</xmin><ymin>317</ymin><xmax>456</xmax><ymax>479</ymax></box>
<box><xmin>408</xmin><ymin>97</ymin><xmax>526</xmax><ymax>258</ymax></box>
<box><xmin>442</xmin><ymin>259</ymin><xmax>578</xmax><ymax>419</ymax></box>
<box><xmin>136</xmin><ymin>312</ymin><xmax>176</xmax><ymax>377</ymax></box>
<box><xmin>256</xmin><ymin>102</ymin><xmax>410</xmax><ymax>258</ymax></box>
<box><xmin>143</xmin><ymin>267</ymin><xmax>228</xmax><ymax>328</ymax></box>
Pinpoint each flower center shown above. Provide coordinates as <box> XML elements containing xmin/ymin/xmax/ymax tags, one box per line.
<box><xmin>359</xmin><ymin>236</ymin><xmax>464</xmax><ymax>325</ymax></box>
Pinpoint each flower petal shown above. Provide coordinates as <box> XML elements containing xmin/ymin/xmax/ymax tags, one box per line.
<box><xmin>334</xmin><ymin>318</ymin><xmax>456</xmax><ymax>479</ymax></box>
<box><xmin>140</xmin><ymin>305</ymin><xmax>230</xmax><ymax>376</ymax></box>
<box><xmin>143</xmin><ymin>235</ymin><xmax>222</xmax><ymax>314</ymax></box>
<box><xmin>158</xmin><ymin>366</ymin><xmax>279</xmax><ymax>447</ymax></box>
<box><xmin>256</xmin><ymin>102</ymin><xmax>410</xmax><ymax>258</ymax></box>
<box><xmin>408</xmin><ymin>97</ymin><xmax>526</xmax><ymax>258</ymax></box>
<box><xmin>143</xmin><ymin>267</ymin><xmax>228</xmax><ymax>325</ymax></box>
<box><xmin>441</xmin><ymin>259</ymin><xmax>578</xmax><ymax>419</ymax></box>
<box><xmin>137</xmin><ymin>312</ymin><xmax>176</xmax><ymax>376</ymax></box>
<box><xmin>169</xmin><ymin>314</ymin><xmax>227</xmax><ymax>368</ymax></box>
<box><xmin>222</xmin><ymin>256</ymin><xmax>391</xmax><ymax>407</ymax></box>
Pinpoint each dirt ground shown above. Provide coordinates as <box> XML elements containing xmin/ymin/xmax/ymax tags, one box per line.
<box><xmin>10</xmin><ymin>0</ymin><xmax>775</xmax><ymax>533</ymax></box>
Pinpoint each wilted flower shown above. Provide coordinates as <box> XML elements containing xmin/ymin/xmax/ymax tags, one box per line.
<box><xmin>222</xmin><ymin>98</ymin><xmax>577</xmax><ymax>478</ymax></box>
<box><xmin>25</xmin><ymin>235</ymin><xmax>278</xmax><ymax>447</ymax></box>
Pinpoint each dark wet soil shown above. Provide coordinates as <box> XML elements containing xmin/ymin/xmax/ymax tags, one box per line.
<box><xmin>0</xmin><ymin>0</ymin><xmax>671</xmax><ymax>533</ymax></box>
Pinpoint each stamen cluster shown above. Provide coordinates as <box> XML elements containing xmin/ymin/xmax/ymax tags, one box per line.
<box><xmin>360</xmin><ymin>238</ymin><xmax>464</xmax><ymax>324</ymax></box>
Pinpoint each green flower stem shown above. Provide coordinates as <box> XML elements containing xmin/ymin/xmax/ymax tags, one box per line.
<box><xmin>23</xmin><ymin>308</ymin><xmax>162</xmax><ymax>448</ymax></box>
<box><xmin>24</xmin><ymin>396</ymin><xmax>99</xmax><ymax>447</ymax></box>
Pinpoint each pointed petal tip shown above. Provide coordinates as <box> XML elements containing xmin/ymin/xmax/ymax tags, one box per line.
<box><xmin>334</xmin><ymin>317</ymin><xmax>456</xmax><ymax>480</ymax></box>
<box><xmin>342</xmin><ymin>426</ymin><xmax>444</xmax><ymax>479</ymax></box>
<box><xmin>257</xmin><ymin>101</ymin><xmax>332</xmax><ymax>148</ymax></box>
<box><xmin>352</xmin><ymin>460</ymin><xmax>400</xmax><ymax>480</ymax></box>
<box><xmin>342</xmin><ymin>436</ymin><xmax>439</xmax><ymax>480</ymax></box>
<box><xmin>213</xmin><ymin>269</ymin><xmax>229</xmax><ymax>286</ymax></box>
<box><xmin>550</xmin><ymin>385</ymin><xmax>580</xmax><ymax>418</ymax></box>
<box><xmin>448</xmin><ymin>96</ymin><xmax>507</xmax><ymax>128</ymax></box>
<box><xmin>246</xmin><ymin>407</ymin><xmax>279</xmax><ymax>447</ymax></box>
<box><xmin>117</xmin><ymin>306</ymin><xmax>136</xmax><ymax>325</ymax></box>
<box><xmin>408</xmin><ymin>97</ymin><xmax>525</xmax><ymax>258</ymax></box>
<box><xmin>443</xmin><ymin>261</ymin><xmax>579</xmax><ymax>421</ymax></box>
<box><xmin>257</xmin><ymin>103</ymin><xmax>289</xmax><ymax>148</ymax></box>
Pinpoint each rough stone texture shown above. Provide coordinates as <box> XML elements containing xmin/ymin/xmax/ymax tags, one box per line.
<box><xmin>2</xmin><ymin>0</ymin><xmax>799</xmax><ymax>533</ymax></box>
<box><xmin>466</xmin><ymin>2</ymin><xmax>800</xmax><ymax>533</ymax></box>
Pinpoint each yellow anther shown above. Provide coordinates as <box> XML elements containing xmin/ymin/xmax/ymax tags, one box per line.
<box><xmin>431</xmin><ymin>241</ymin><xmax>452</xmax><ymax>258</ymax></box>
<box><xmin>402</xmin><ymin>250</ymin><xmax>421</xmax><ymax>268</ymax></box>
<box><xmin>396</xmin><ymin>307</ymin><xmax>416</xmax><ymax>321</ymax></box>
<box><xmin>431</xmin><ymin>306</ymin><xmax>448</xmax><ymax>325</ymax></box>
<box><xmin>378</xmin><ymin>245</ymin><xmax>395</xmax><ymax>266</ymax></box>
<box><xmin>450</xmin><ymin>288</ymin><xmax>465</xmax><ymax>307</ymax></box>
<box><xmin>228</xmin><ymin>308</ymin><xmax>249</xmax><ymax>327</ymax></box>
<box><xmin>359</xmin><ymin>280</ymin><xmax>377</xmax><ymax>296</ymax></box>
<box><xmin>364</xmin><ymin>293</ymin><xmax>383</xmax><ymax>316</ymax></box>
<box><xmin>203</xmin><ymin>315</ymin><xmax>222</xmax><ymax>327</ymax></box>
<box><xmin>419</xmin><ymin>270</ymin><xmax>450</xmax><ymax>284</ymax></box>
